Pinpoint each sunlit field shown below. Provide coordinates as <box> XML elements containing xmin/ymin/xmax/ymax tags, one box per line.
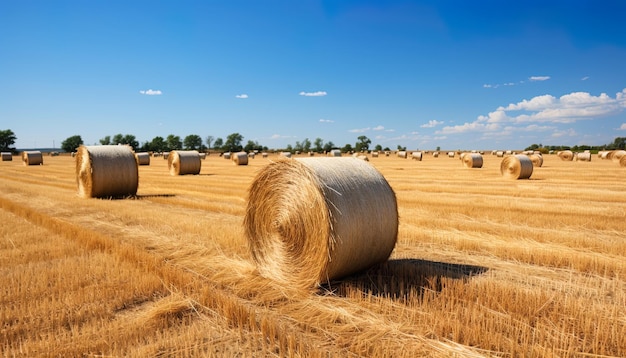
<box><xmin>1</xmin><ymin>152</ymin><xmax>624</xmax><ymax>357</ymax></box>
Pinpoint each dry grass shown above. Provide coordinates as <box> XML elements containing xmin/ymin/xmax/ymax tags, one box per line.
<box><xmin>1</xmin><ymin>152</ymin><xmax>625</xmax><ymax>357</ymax></box>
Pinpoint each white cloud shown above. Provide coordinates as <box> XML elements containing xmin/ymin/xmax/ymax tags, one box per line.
<box><xmin>421</xmin><ymin>120</ymin><xmax>444</xmax><ymax>128</ymax></box>
<box><xmin>299</xmin><ymin>91</ymin><xmax>327</xmax><ymax>97</ymax></box>
<box><xmin>235</xmin><ymin>94</ymin><xmax>248</xmax><ymax>99</ymax></box>
<box><xmin>270</xmin><ymin>134</ymin><xmax>295</xmax><ymax>139</ymax></box>
<box><xmin>349</xmin><ymin>127</ymin><xmax>370</xmax><ymax>133</ymax></box>
<box><xmin>373</xmin><ymin>125</ymin><xmax>385</xmax><ymax>131</ymax></box>
<box><xmin>619</xmin><ymin>123</ymin><xmax>626</xmax><ymax>130</ymax></box>
<box><xmin>529</xmin><ymin>76</ymin><xmax>551</xmax><ymax>81</ymax></box>
<box><xmin>581</xmin><ymin>76</ymin><xmax>590</xmax><ymax>81</ymax></box>
<box><xmin>139</xmin><ymin>89</ymin><xmax>162</xmax><ymax>95</ymax></box>
<box><xmin>319</xmin><ymin>119</ymin><xmax>334</xmax><ymax>123</ymax></box>
<box><xmin>437</xmin><ymin>122</ymin><xmax>501</xmax><ymax>135</ymax></box>
<box><xmin>551</xmin><ymin>128</ymin><xmax>577</xmax><ymax>138</ymax></box>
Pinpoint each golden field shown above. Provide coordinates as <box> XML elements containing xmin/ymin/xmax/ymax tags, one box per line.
<box><xmin>1</xmin><ymin>152</ymin><xmax>624</xmax><ymax>357</ymax></box>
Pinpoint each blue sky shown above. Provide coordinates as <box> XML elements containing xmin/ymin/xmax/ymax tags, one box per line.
<box><xmin>2</xmin><ymin>1</ymin><xmax>625</xmax><ymax>150</ymax></box>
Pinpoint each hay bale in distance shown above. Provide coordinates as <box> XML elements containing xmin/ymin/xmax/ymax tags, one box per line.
<box><xmin>411</xmin><ymin>151</ymin><xmax>423</xmax><ymax>161</ymax></box>
<box><xmin>135</xmin><ymin>152</ymin><xmax>151</xmax><ymax>166</ymax></box>
<box><xmin>168</xmin><ymin>150</ymin><xmax>201</xmax><ymax>175</ymax></box>
<box><xmin>244</xmin><ymin>157</ymin><xmax>398</xmax><ymax>289</ymax></box>
<box><xmin>529</xmin><ymin>153</ymin><xmax>543</xmax><ymax>167</ymax></box>
<box><xmin>76</xmin><ymin>145</ymin><xmax>138</xmax><ymax>198</ymax></box>
<box><xmin>22</xmin><ymin>151</ymin><xmax>43</xmax><ymax>165</ymax></box>
<box><xmin>575</xmin><ymin>152</ymin><xmax>592</xmax><ymax>162</ymax></box>
<box><xmin>1</xmin><ymin>152</ymin><xmax>12</xmax><ymax>161</ymax></box>
<box><xmin>223</xmin><ymin>152</ymin><xmax>232</xmax><ymax>160</ymax></box>
<box><xmin>558</xmin><ymin>150</ymin><xmax>574</xmax><ymax>161</ymax></box>
<box><xmin>329</xmin><ymin>149</ymin><xmax>342</xmax><ymax>157</ymax></box>
<box><xmin>501</xmin><ymin>154</ymin><xmax>533</xmax><ymax>179</ymax></box>
<box><xmin>397</xmin><ymin>151</ymin><xmax>407</xmax><ymax>159</ymax></box>
<box><xmin>611</xmin><ymin>150</ymin><xmax>626</xmax><ymax>163</ymax></box>
<box><xmin>463</xmin><ymin>153</ymin><xmax>483</xmax><ymax>168</ymax></box>
<box><xmin>233</xmin><ymin>151</ymin><xmax>249</xmax><ymax>165</ymax></box>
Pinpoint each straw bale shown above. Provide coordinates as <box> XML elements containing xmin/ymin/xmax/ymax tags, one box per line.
<box><xmin>76</xmin><ymin>145</ymin><xmax>138</xmax><ymax>198</ymax></box>
<box><xmin>199</xmin><ymin>153</ymin><xmax>207</xmax><ymax>159</ymax></box>
<box><xmin>397</xmin><ymin>151</ymin><xmax>407</xmax><ymax>158</ymax></box>
<box><xmin>447</xmin><ymin>151</ymin><xmax>455</xmax><ymax>158</ymax></box>
<box><xmin>248</xmin><ymin>152</ymin><xmax>255</xmax><ymax>159</ymax></box>
<box><xmin>280</xmin><ymin>152</ymin><xmax>292</xmax><ymax>158</ymax></box>
<box><xmin>168</xmin><ymin>150</ymin><xmax>201</xmax><ymax>175</ymax></box>
<box><xmin>233</xmin><ymin>151</ymin><xmax>249</xmax><ymax>165</ymax></box>
<box><xmin>357</xmin><ymin>155</ymin><xmax>369</xmax><ymax>161</ymax></box>
<box><xmin>223</xmin><ymin>152</ymin><xmax>231</xmax><ymax>160</ymax></box>
<box><xmin>611</xmin><ymin>150</ymin><xmax>626</xmax><ymax>163</ymax></box>
<box><xmin>22</xmin><ymin>151</ymin><xmax>43</xmax><ymax>165</ymax></box>
<box><xmin>529</xmin><ymin>153</ymin><xmax>543</xmax><ymax>167</ymax></box>
<box><xmin>462</xmin><ymin>153</ymin><xmax>483</xmax><ymax>168</ymax></box>
<box><xmin>329</xmin><ymin>149</ymin><xmax>342</xmax><ymax>157</ymax></box>
<box><xmin>575</xmin><ymin>152</ymin><xmax>591</xmax><ymax>162</ymax></box>
<box><xmin>371</xmin><ymin>151</ymin><xmax>379</xmax><ymax>158</ymax></box>
<box><xmin>620</xmin><ymin>155</ymin><xmax>626</xmax><ymax>167</ymax></box>
<box><xmin>411</xmin><ymin>151</ymin><xmax>423</xmax><ymax>161</ymax></box>
<box><xmin>163</xmin><ymin>152</ymin><xmax>169</xmax><ymax>160</ymax></box>
<box><xmin>496</xmin><ymin>151</ymin><xmax>504</xmax><ymax>157</ymax></box>
<box><xmin>1</xmin><ymin>152</ymin><xmax>12</xmax><ymax>161</ymax></box>
<box><xmin>244</xmin><ymin>157</ymin><xmax>398</xmax><ymax>289</ymax></box>
<box><xmin>500</xmin><ymin>154</ymin><xmax>533</xmax><ymax>179</ymax></box>
<box><xmin>262</xmin><ymin>152</ymin><xmax>268</xmax><ymax>158</ymax></box>
<box><xmin>432</xmin><ymin>151</ymin><xmax>439</xmax><ymax>158</ymax></box>
<box><xmin>558</xmin><ymin>150</ymin><xmax>574</xmax><ymax>161</ymax></box>
<box><xmin>135</xmin><ymin>152</ymin><xmax>151</xmax><ymax>166</ymax></box>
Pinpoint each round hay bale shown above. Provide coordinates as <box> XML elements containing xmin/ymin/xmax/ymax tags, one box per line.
<box><xmin>558</xmin><ymin>150</ymin><xmax>574</xmax><ymax>161</ymax></box>
<box><xmin>22</xmin><ymin>151</ymin><xmax>43</xmax><ymax>165</ymax></box>
<box><xmin>1</xmin><ymin>152</ymin><xmax>12</xmax><ymax>161</ymax></box>
<box><xmin>76</xmin><ymin>145</ymin><xmax>138</xmax><ymax>198</ymax></box>
<box><xmin>244</xmin><ymin>157</ymin><xmax>398</xmax><ymax>289</ymax></box>
<box><xmin>163</xmin><ymin>152</ymin><xmax>169</xmax><ymax>160</ymax></box>
<box><xmin>529</xmin><ymin>153</ymin><xmax>543</xmax><ymax>167</ymax></box>
<box><xmin>620</xmin><ymin>155</ymin><xmax>626</xmax><ymax>167</ymax></box>
<box><xmin>233</xmin><ymin>151</ymin><xmax>249</xmax><ymax>165</ymax></box>
<box><xmin>329</xmin><ymin>149</ymin><xmax>342</xmax><ymax>157</ymax></box>
<box><xmin>447</xmin><ymin>151</ymin><xmax>455</xmax><ymax>158</ymax></box>
<box><xmin>262</xmin><ymin>152</ymin><xmax>268</xmax><ymax>158</ymax></box>
<box><xmin>223</xmin><ymin>152</ymin><xmax>232</xmax><ymax>160</ymax></box>
<box><xmin>168</xmin><ymin>150</ymin><xmax>201</xmax><ymax>175</ymax></box>
<box><xmin>496</xmin><ymin>151</ymin><xmax>504</xmax><ymax>157</ymax></box>
<box><xmin>397</xmin><ymin>151</ymin><xmax>407</xmax><ymax>159</ymax></box>
<box><xmin>248</xmin><ymin>152</ymin><xmax>255</xmax><ymax>159</ymax></box>
<box><xmin>432</xmin><ymin>151</ymin><xmax>439</xmax><ymax>158</ymax></box>
<box><xmin>411</xmin><ymin>151</ymin><xmax>422</xmax><ymax>161</ymax></box>
<box><xmin>576</xmin><ymin>152</ymin><xmax>592</xmax><ymax>162</ymax></box>
<box><xmin>371</xmin><ymin>151</ymin><xmax>379</xmax><ymax>158</ymax></box>
<box><xmin>280</xmin><ymin>152</ymin><xmax>292</xmax><ymax>159</ymax></box>
<box><xmin>135</xmin><ymin>152</ymin><xmax>151</xmax><ymax>166</ymax></box>
<box><xmin>463</xmin><ymin>153</ymin><xmax>483</xmax><ymax>168</ymax></box>
<box><xmin>500</xmin><ymin>154</ymin><xmax>533</xmax><ymax>179</ymax></box>
<box><xmin>611</xmin><ymin>150</ymin><xmax>626</xmax><ymax>163</ymax></box>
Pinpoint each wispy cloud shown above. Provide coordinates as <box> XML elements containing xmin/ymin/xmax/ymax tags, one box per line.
<box><xmin>299</xmin><ymin>91</ymin><xmax>327</xmax><ymax>97</ymax></box>
<box><xmin>269</xmin><ymin>134</ymin><xmax>295</xmax><ymax>140</ymax></box>
<box><xmin>529</xmin><ymin>76</ymin><xmax>551</xmax><ymax>81</ymax></box>
<box><xmin>421</xmin><ymin>120</ymin><xmax>443</xmax><ymax>128</ymax></box>
<box><xmin>619</xmin><ymin>123</ymin><xmax>626</xmax><ymax>130</ymax></box>
<box><xmin>437</xmin><ymin>88</ymin><xmax>626</xmax><ymax>135</ymax></box>
<box><xmin>581</xmin><ymin>76</ymin><xmax>590</xmax><ymax>81</ymax></box>
<box><xmin>349</xmin><ymin>127</ymin><xmax>370</xmax><ymax>133</ymax></box>
<box><xmin>372</xmin><ymin>125</ymin><xmax>385</xmax><ymax>131</ymax></box>
<box><xmin>235</xmin><ymin>94</ymin><xmax>248</xmax><ymax>99</ymax></box>
<box><xmin>139</xmin><ymin>89</ymin><xmax>162</xmax><ymax>95</ymax></box>
<box><xmin>319</xmin><ymin>119</ymin><xmax>334</xmax><ymax>123</ymax></box>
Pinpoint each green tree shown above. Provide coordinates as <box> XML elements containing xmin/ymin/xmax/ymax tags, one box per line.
<box><xmin>123</xmin><ymin>134</ymin><xmax>139</xmax><ymax>149</ymax></box>
<box><xmin>611</xmin><ymin>137</ymin><xmax>626</xmax><ymax>150</ymax></box>
<box><xmin>61</xmin><ymin>135</ymin><xmax>83</xmax><ymax>153</ymax></box>
<box><xmin>397</xmin><ymin>144</ymin><xmax>407</xmax><ymax>151</ymax></box>
<box><xmin>149</xmin><ymin>136</ymin><xmax>166</xmax><ymax>152</ymax></box>
<box><xmin>224</xmin><ymin>133</ymin><xmax>244</xmax><ymax>152</ymax></box>
<box><xmin>313</xmin><ymin>138</ymin><xmax>324</xmax><ymax>152</ymax></box>
<box><xmin>302</xmin><ymin>138</ymin><xmax>311</xmax><ymax>152</ymax></box>
<box><xmin>213</xmin><ymin>137</ymin><xmax>223</xmax><ymax>151</ymax></box>
<box><xmin>323</xmin><ymin>141</ymin><xmax>335</xmax><ymax>152</ymax></box>
<box><xmin>183</xmin><ymin>134</ymin><xmax>203</xmax><ymax>150</ymax></box>
<box><xmin>355</xmin><ymin>135</ymin><xmax>371</xmax><ymax>152</ymax></box>
<box><xmin>342</xmin><ymin>143</ymin><xmax>353</xmax><ymax>153</ymax></box>
<box><xmin>206</xmin><ymin>135</ymin><xmax>214</xmax><ymax>151</ymax></box>
<box><xmin>112</xmin><ymin>134</ymin><xmax>124</xmax><ymax>145</ymax></box>
<box><xmin>0</xmin><ymin>129</ymin><xmax>17</xmax><ymax>152</ymax></box>
<box><xmin>99</xmin><ymin>135</ymin><xmax>111</xmax><ymax>145</ymax></box>
<box><xmin>166</xmin><ymin>134</ymin><xmax>182</xmax><ymax>151</ymax></box>
<box><xmin>244</xmin><ymin>140</ymin><xmax>261</xmax><ymax>152</ymax></box>
<box><xmin>374</xmin><ymin>144</ymin><xmax>383</xmax><ymax>151</ymax></box>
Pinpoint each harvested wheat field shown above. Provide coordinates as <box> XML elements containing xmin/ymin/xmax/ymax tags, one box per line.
<box><xmin>1</xmin><ymin>152</ymin><xmax>625</xmax><ymax>357</ymax></box>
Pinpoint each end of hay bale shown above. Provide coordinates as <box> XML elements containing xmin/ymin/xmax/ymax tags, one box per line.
<box><xmin>168</xmin><ymin>150</ymin><xmax>201</xmax><ymax>175</ymax></box>
<box><xmin>244</xmin><ymin>157</ymin><xmax>398</xmax><ymax>290</ymax></box>
<box><xmin>500</xmin><ymin>154</ymin><xmax>533</xmax><ymax>179</ymax></box>
<box><xmin>232</xmin><ymin>151</ymin><xmax>249</xmax><ymax>165</ymax></box>
<box><xmin>22</xmin><ymin>151</ymin><xmax>43</xmax><ymax>165</ymax></box>
<box><xmin>462</xmin><ymin>153</ymin><xmax>483</xmax><ymax>168</ymax></box>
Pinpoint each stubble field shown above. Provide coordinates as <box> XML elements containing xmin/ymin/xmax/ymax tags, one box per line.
<box><xmin>1</xmin><ymin>152</ymin><xmax>624</xmax><ymax>357</ymax></box>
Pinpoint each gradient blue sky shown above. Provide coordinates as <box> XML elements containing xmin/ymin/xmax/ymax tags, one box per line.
<box><xmin>2</xmin><ymin>0</ymin><xmax>625</xmax><ymax>150</ymax></box>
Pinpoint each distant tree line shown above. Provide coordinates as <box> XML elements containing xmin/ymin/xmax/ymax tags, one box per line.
<box><xmin>525</xmin><ymin>137</ymin><xmax>626</xmax><ymax>153</ymax></box>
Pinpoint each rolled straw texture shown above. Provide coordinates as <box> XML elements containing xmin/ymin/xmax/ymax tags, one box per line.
<box><xmin>233</xmin><ymin>151</ymin><xmax>249</xmax><ymax>165</ymax></box>
<box><xmin>611</xmin><ymin>150</ymin><xmax>626</xmax><ymax>163</ymax></box>
<box><xmin>558</xmin><ymin>150</ymin><xmax>574</xmax><ymax>161</ymax></box>
<box><xmin>411</xmin><ymin>151</ymin><xmax>423</xmax><ymax>161</ymax></box>
<box><xmin>500</xmin><ymin>154</ymin><xmax>533</xmax><ymax>179</ymax></box>
<box><xmin>529</xmin><ymin>154</ymin><xmax>543</xmax><ymax>167</ymax></box>
<box><xmin>1</xmin><ymin>152</ymin><xmax>12</xmax><ymax>161</ymax></box>
<box><xmin>22</xmin><ymin>151</ymin><xmax>43</xmax><ymax>165</ymax></box>
<box><xmin>576</xmin><ymin>152</ymin><xmax>592</xmax><ymax>162</ymax></box>
<box><xmin>447</xmin><ymin>151</ymin><xmax>455</xmax><ymax>158</ymax></box>
<box><xmin>135</xmin><ymin>152</ymin><xmax>151</xmax><ymax>166</ymax></box>
<box><xmin>168</xmin><ymin>150</ymin><xmax>201</xmax><ymax>175</ymax></box>
<box><xmin>620</xmin><ymin>155</ymin><xmax>626</xmax><ymax>167</ymax></box>
<box><xmin>432</xmin><ymin>151</ymin><xmax>439</xmax><ymax>157</ymax></box>
<box><xmin>463</xmin><ymin>153</ymin><xmax>483</xmax><ymax>168</ymax></box>
<box><xmin>397</xmin><ymin>151</ymin><xmax>407</xmax><ymax>158</ymax></box>
<box><xmin>244</xmin><ymin>157</ymin><xmax>398</xmax><ymax>289</ymax></box>
<box><xmin>76</xmin><ymin>145</ymin><xmax>138</xmax><ymax>198</ymax></box>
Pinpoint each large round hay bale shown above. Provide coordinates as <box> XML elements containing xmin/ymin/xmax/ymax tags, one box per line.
<box><xmin>575</xmin><ymin>152</ymin><xmax>592</xmax><ymax>162</ymax></box>
<box><xmin>611</xmin><ymin>150</ymin><xmax>626</xmax><ymax>163</ymax></box>
<box><xmin>462</xmin><ymin>153</ymin><xmax>483</xmax><ymax>168</ymax></box>
<box><xmin>244</xmin><ymin>157</ymin><xmax>398</xmax><ymax>289</ymax></box>
<box><xmin>620</xmin><ymin>155</ymin><xmax>626</xmax><ymax>167</ymax></box>
<box><xmin>529</xmin><ymin>153</ymin><xmax>543</xmax><ymax>167</ymax></box>
<box><xmin>411</xmin><ymin>151</ymin><xmax>422</xmax><ymax>161</ymax></box>
<box><xmin>135</xmin><ymin>152</ymin><xmax>150</xmax><ymax>166</ymax></box>
<box><xmin>76</xmin><ymin>145</ymin><xmax>138</xmax><ymax>198</ymax></box>
<box><xmin>223</xmin><ymin>152</ymin><xmax>232</xmax><ymax>160</ymax></box>
<box><xmin>432</xmin><ymin>151</ymin><xmax>439</xmax><ymax>158</ymax></box>
<box><xmin>168</xmin><ymin>150</ymin><xmax>201</xmax><ymax>175</ymax></box>
<box><xmin>501</xmin><ymin>155</ymin><xmax>533</xmax><ymax>179</ymax></box>
<box><xmin>1</xmin><ymin>152</ymin><xmax>12</xmax><ymax>161</ymax></box>
<box><xmin>22</xmin><ymin>151</ymin><xmax>43</xmax><ymax>165</ymax></box>
<box><xmin>558</xmin><ymin>150</ymin><xmax>574</xmax><ymax>161</ymax></box>
<box><xmin>329</xmin><ymin>149</ymin><xmax>342</xmax><ymax>157</ymax></box>
<box><xmin>232</xmin><ymin>151</ymin><xmax>249</xmax><ymax>165</ymax></box>
<box><xmin>371</xmin><ymin>151</ymin><xmax>379</xmax><ymax>158</ymax></box>
<box><xmin>397</xmin><ymin>151</ymin><xmax>407</xmax><ymax>159</ymax></box>
<box><xmin>496</xmin><ymin>151</ymin><xmax>504</xmax><ymax>158</ymax></box>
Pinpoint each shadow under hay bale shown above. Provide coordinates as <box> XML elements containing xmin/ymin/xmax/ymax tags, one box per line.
<box><xmin>245</xmin><ymin>157</ymin><xmax>398</xmax><ymax>290</ymax></box>
<box><xmin>76</xmin><ymin>145</ymin><xmax>138</xmax><ymax>198</ymax></box>
<box><xmin>326</xmin><ymin>258</ymin><xmax>488</xmax><ymax>300</ymax></box>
